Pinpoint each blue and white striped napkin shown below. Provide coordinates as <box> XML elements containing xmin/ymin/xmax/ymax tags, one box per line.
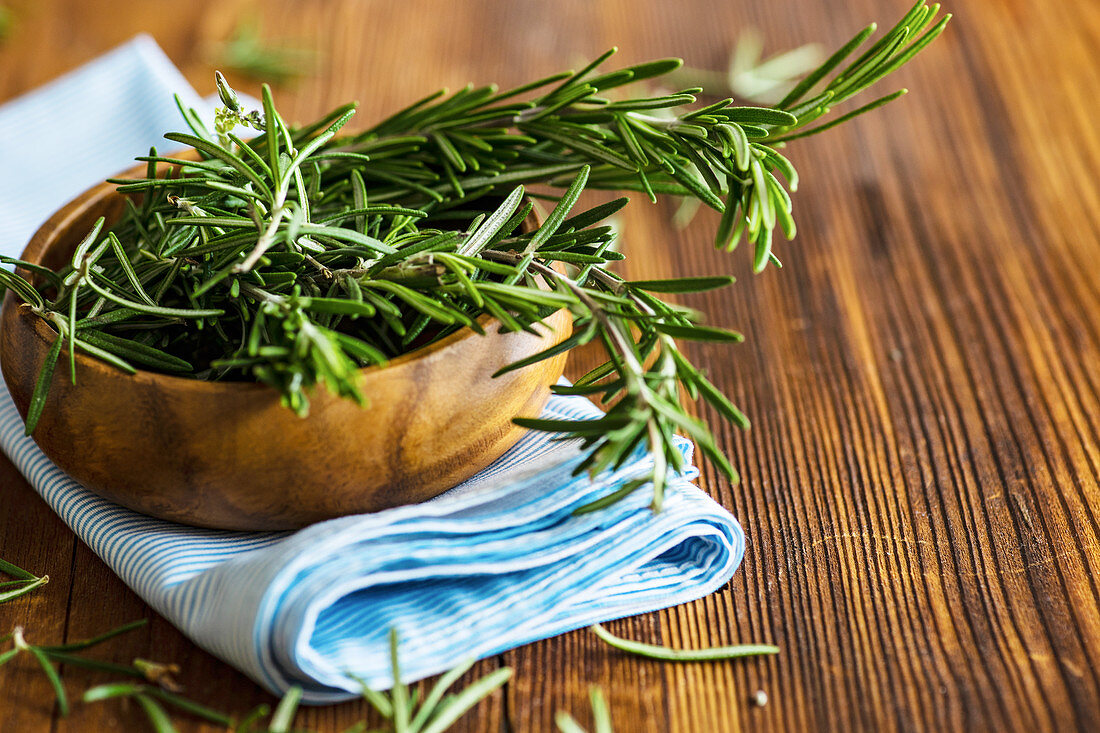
<box><xmin>0</xmin><ymin>37</ymin><xmax>745</xmax><ymax>702</ymax></box>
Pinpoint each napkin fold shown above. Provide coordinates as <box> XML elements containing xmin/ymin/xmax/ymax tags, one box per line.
<box><xmin>0</xmin><ymin>37</ymin><xmax>745</xmax><ymax>702</ymax></box>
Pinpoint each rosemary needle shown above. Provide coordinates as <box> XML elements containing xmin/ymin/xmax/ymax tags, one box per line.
<box><xmin>590</xmin><ymin>623</ymin><xmax>779</xmax><ymax>662</ymax></box>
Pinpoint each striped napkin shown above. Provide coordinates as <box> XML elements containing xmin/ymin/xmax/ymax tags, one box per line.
<box><xmin>0</xmin><ymin>37</ymin><xmax>745</xmax><ymax>702</ymax></box>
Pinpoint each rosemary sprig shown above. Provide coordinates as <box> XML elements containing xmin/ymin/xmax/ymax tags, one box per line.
<box><xmin>1</xmin><ymin>615</ymin><xmax>507</xmax><ymax>732</ymax></box>
<box><xmin>78</xmin><ymin>628</ymin><xmax>510</xmax><ymax>733</ymax></box>
<box><xmin>0</xmin><ymin>2</ymin><xmax>949</xmax><ymax>512</ymax></box>
<box><xmin>554</xmin><ymin>625</ymin><xmax>779</xmax><ymax>732</ymax></box>
<box><xmin>0</xmin><ymin>620</ymin><xmax>148</xmax><ymax>716</ymax></box>
<box><xmin>2</xmin><ymin>566</ymin><xmax>771</xmax><ymax>729</ymax></box>
<box><xmin>0</xmin><ymin>618</ymin><xmax>271</xmax><ymax>731</ymax></box>
<box><xmin>352</xmin><ymin>628</ymin><xmax>512</xmax><ymax>733</ymax></box>
<box><xmin>0</xmin><ymin>557</ymin><xmax>48</xmax><ymax>604</ymax></box>
<box><xmin>84</xmin><ymin>680</ymin><xmax>235</xmax><ymax>731</ymax></box>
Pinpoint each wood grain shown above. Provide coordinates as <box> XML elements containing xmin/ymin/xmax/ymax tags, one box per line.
<box><xmin>1</xmin><ymin>0</ymin><xmax>1098</xmax><ymax>730</ymax></box>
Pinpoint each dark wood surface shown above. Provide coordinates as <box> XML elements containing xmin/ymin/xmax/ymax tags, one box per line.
<box><xmin>1</xmin><ymin>0</ymin><xmax>1098</xmax><ymax>730</ymax></box>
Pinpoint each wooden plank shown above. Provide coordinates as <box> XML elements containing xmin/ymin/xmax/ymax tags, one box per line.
<box><xmin>0</xmin><ymin>458</ymin><xmax>77</xmax><ymax>729</ymax></box>
<box><xmin>502</xmin><ymin>0</ymin><xmax>1100</xmax><ymax>729</ymax></box>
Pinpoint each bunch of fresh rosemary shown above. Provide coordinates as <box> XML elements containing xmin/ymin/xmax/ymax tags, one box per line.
<box><xmin>0</xmin><ymin>1</ymin><xmax>948</xmax><ymax>510</ymax></box>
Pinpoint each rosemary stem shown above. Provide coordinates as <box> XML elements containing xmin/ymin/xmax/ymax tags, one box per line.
<box><xmin>235</xmin><ymin>202</ymin><xmax>287</xmax><ymax>273</ymax></box>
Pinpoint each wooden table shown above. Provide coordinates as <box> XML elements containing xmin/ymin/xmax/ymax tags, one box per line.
<box><xmin>2</xmin><ymin>0</ymin><xmax>1098</xmax><ymax>730</ymax></box>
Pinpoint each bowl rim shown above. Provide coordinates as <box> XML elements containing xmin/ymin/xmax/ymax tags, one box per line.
<box><xmin>5</xmin><ymin>158</ymin><xmax>553</xmax><ymax>396</ymax></box>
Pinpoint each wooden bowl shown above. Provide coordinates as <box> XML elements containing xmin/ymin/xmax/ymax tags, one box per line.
<box><xmin>0</xmin><ymin>166</ymin><xmax>571</xmax><ymax>530</ymax></box>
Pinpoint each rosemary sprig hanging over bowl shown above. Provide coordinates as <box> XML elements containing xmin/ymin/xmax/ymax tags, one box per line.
<box><xmin>0</xmin><ymin>2</ymin><xmax>949</xmax><ymax>512</ymax></box>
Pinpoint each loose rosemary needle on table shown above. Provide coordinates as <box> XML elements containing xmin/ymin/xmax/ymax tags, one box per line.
<box><xmin>0</xmin><ymin>2</ymin><xmax>949</xmax><ymax>511</ymax></box>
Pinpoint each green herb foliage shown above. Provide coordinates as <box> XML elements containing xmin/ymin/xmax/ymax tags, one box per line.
<box><xmin>1</xmin><ymin>564</ymin><xmax>778</xmax><ymax>730</ymax></box>
<box><xmin>590</xmin><ymin>623</ymin><xmax>779</xmax><ymax>662</ymax></box>
<box><xmin>555</xmin><ymin>686</ymin><xmax>614</xmax><ymax>733</ymax></box>
<box><xmin>351</xmin><ymin>628</ymin><xmax>513</xmax><ymax>733</ymax></box>
<box><xmin>211</xmin><ymin>19</ymin><xmax>316</xmax><ymax>85</ymax></box>
<box><xmin>1</xmin><ymin>618</ymin><xmax>509</xmax><ymax>732</ymax></box>
<box><xmin>555</xmin><ymin>624</ymin><xmax>781</xmax><ymax>732</ymax></box>
<box><xmin>0</xmin><ymin>557</ymin><xmax>48</xmax><ymax>604</ymax></box>
<box><xmin>0</xmin><ymin>2</ymin><xmax>948</xmax><ymax>511</ymax></box>
<box><xmin>0</xmin><ymin>620</ymin><xmax>148</xmax><ymax>716</ymax></box>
